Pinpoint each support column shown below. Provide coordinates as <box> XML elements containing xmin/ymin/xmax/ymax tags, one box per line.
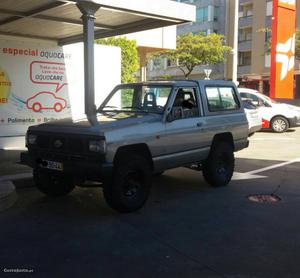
<box><xmin>225</xmin><ymin>0</ymin><xmax>239</xmax><ymax>85</ymax></box>
<box><xmin>77</xmin><ymin>1</ymin><xmax>100</xmax><ymax>125</ymax></box>
<box><xmin>138</xmin><ymin>48</ymin><xmax>147</xmax><ymax>82</ymax></box>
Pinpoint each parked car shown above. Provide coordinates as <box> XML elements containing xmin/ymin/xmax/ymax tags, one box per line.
<box><xmin>241</xmin><ymin>98</ymin><xmax>262</xmax><ymax>136</ymax></box>
<box><xmin>238</xmin><ymin>88</ymin><xmax>300</xmax><ymax>133</ymax></box>
<box><xmin>21</xmin><ymin>80</ymin><xmax>249</xmax><ymax>213</ymax></box>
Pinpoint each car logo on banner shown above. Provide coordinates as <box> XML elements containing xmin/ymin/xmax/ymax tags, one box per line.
<box><xmin>276</xmin><ymin>34</ymin><xmax>295</xmax><ymax>80</ymax></box>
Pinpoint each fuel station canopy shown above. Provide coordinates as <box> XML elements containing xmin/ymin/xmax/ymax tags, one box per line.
<box><xmin>0</xmin><ymin>0</ymin><xmax>195</xmax><ymax>123</ymax></box>
<box><xmin>0</xmin><ymin>0</ymin><xmax>195</xmax><ymax>45</ymax></box>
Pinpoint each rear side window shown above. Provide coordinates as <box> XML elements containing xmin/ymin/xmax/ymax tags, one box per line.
<box><xmin>205</xmin><ymin>86</ymin><xmax>240</xmax><ymax>112</ymax></box>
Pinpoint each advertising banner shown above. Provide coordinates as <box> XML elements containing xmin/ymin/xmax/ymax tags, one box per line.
<box><xmin>270</xmin><ymin>0</ymin><xmax>296</xmax><ymax>99</ymax></box>
<box><xmin>0</xmin><ymin>41</ymin><xmax>72</xmax><ymax>140</ymax></box>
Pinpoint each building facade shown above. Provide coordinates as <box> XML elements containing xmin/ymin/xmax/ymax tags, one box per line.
<box><xmin>237</xmin><ymin>0</ymin><xmax>300</xmax><ymax>98</ymax></box>
<box><xmin>148</xmin><ymin>0</ymin><xmax>228</xmax><ymax>80</ymax></box>
<box><xmin>148</xmin><ymin>0</ymin><xmax>300</xmax><ymax>99</ymax></box>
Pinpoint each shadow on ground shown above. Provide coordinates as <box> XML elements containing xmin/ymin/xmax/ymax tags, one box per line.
<box><xmin>1</xmin><ymin>158</ymin><xmax>300</xmax><ymax>278</ymax></box>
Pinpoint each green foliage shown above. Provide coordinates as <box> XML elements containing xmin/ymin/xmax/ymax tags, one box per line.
<box><xmin>295</xmin><ymin>29</ymin><xmax>300</xmax><ymax>60</ymax></box>
<box><xmin>154</xmin><ymin>33</ymin><xmax>231</xmax><ymax>78</ymax></box>
<box><xmin>96</xmin><ymin>37</ymin><xmax>139</xmax><ymax>83</ymax></box>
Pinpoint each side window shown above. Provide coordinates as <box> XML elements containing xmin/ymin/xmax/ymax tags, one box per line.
<box><xmin>219</xmin><ymin>87</ymin><xmax>239</xmax><ymax>110</ymax></box>
<box><xmin>206</xmin><ymin>86</ymin><xmax>240</xmax><ymax>112</ymax></box>
<box><xmin>171</xmin><ymin>87</ymin><xmax>200</xmax><ymax>120</ymax></box>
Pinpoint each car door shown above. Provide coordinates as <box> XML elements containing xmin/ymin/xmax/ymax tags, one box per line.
<box><xmin>245</xmin><ymin>92</ymin><xmax>273</xmax><ymax>122</ymax></box>
<box><xmin>157</xmin><ymin>86</ymin><xmax>209</xmax><ymax>169</ymax></box>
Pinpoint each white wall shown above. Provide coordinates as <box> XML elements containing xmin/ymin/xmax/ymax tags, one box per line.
<box><xmin>125</xmin><ymin>26</ymin><xmax>176</xmax><ymax>50</ymax></box>
<box><xmin>63</xmin><ymin>43</ymin><xmax>121</xmax><ymax>120</ymax></box>
<box><xmin>0</xmin><ymin>36</ymin><xmax>121</xmax><ymax>149</ymax></box>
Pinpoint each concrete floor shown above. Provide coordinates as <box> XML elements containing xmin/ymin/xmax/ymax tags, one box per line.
<box><xmin>1</xmin><ymin>128</ymin><xmax>300</xmax><ymax>277</ymax></box>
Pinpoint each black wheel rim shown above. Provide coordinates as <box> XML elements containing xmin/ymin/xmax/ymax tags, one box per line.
<box><xmin>217</xmin><ymin>153</ymin><xmax>231</xmax><ymax>177</ymax></box>
<box><xmin>123</xmin><ymin>171</ymin><xmax>142</xmax><ymax>199</ymax></box>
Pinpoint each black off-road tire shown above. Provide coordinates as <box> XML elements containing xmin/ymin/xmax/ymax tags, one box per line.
<box><xmin>33</xmin><ymin>169</ymin><xmax>75</xmax><ymax>197</ymax></box>
<box><xmin>103</xmin><ymin>153</ymin><xmax>152</xmax><ymax>213</ymax></box>
<box><xmin>271</xmin><ymin>116</ymin><xmax>289</xmax><ymax>133</ymax></box>
<box><xmin>202</xmin><ymin>141</ymin><xmax>234</xmax><ymax>187</ymax></box>
<box><xmin>154</xmin><ymin>171</ymin><xmax>164</xmax><ymax>176</ymax></box>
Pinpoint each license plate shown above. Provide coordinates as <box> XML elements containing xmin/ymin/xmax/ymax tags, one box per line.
<box><xmin>40</xmin><ymin>160</ymin><xmax>63</xmax><ymax>171</ymax></box>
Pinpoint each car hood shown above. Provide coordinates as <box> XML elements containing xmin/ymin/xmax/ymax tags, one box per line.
<box><xmin>272</xmin><ymin>103</ymin><xmax>300</xmax><ymax>114</ymax></box>
<box><xmin>29</xmin><ymin>112</ymin><xmax>162</xmax><ymax>135</ymax></box>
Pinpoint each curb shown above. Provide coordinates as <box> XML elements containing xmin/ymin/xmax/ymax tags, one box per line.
<box><xmin>0</xmin><ymin>180</ymin><xmax>17</xmax><ymax>212</ymax></box>
<box><xmin>0</xmin><ymin>172</ymin><xmax>33</xmax><ymax>189</ymax></box>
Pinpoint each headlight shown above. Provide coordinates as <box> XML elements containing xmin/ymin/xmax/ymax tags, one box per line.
<box><xmin>27</xmin><ymin>134</ymin><xmax>37</xmax><ymax>145</ymax></box>
<box><xmin>89</xmin><ymin>140</ymin><xmax>106</xmax><ymax>153</ymax></box>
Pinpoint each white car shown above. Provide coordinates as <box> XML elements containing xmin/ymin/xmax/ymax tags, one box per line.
<box><xmin>241</xmin><ymin>99</ymin><xmax>262</xmax><ymax>135</ymax></box>
<box><xmin>238</xmin><ymin>88</ymin><xmax>300</xmax><ymax>133</ymax></box>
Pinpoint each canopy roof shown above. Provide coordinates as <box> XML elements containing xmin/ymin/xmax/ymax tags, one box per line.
<box><xmin>0</xmin><ymin>0</ymin><xmax>195</xmax><ymax>45</ymax></box>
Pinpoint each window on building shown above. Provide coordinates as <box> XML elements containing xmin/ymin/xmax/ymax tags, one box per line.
<box><xmin>213</xmin><ymin>6</ymin><xmax>219</xmax><ymax>22</ymax></box>
<box><xmin>196</xmin><ymin>7</ymin><xmax>208</xmax><ymax>23</ymax></box>
<box><xmin>240</xmin><ymin>4</ymin><xmax>253</xmax><ymax>17</ymax></box>
<box><xmin>152</xmin><ymin>57</ymin><xmax>165</xmax><ymax>70</ymax></box>
<box><xmin>266</xmin><ymin>1</ymin><xmax>272</xmax><ymax>16</ymax></box>
<box><xmin>238</xmin><ymin>51</ymin><xmax>252</xmax><ymax>66</ymax></box>
<box><xmin>239</xmin><ymin>27</ymin><xmax>252</xmax><ymax>42</ymax></box>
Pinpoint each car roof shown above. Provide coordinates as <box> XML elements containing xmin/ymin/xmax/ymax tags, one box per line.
<box><xmin>238</xmin><ymin>88</ymin><xmax>259</xmax><ymax>94</ymax></box>
<box><xmin>119</xmin><ymin>80</ymin><xmax>236</xmax><ymax>87</ymax></box>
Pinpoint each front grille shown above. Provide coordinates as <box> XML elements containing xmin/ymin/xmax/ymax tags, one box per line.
<box><xmin>69</xmin><ymin>138</ymin><xmax>85</xmax><ymax>153</ymax></box>
<box><xmin>30</xmin><ymin>132</ymin><xmax>103</xmax><ymax>155</ymax></box>
<box><xmin>37</xmin><ymin>135</ymin><xmax>50</xmax><ymax>149</ymax></box>
<box><xmin>36</xmin><ymin>135</ymin><xmax>85</xmax><ymax>153</ymax></box>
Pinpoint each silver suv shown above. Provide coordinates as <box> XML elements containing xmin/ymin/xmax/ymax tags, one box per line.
<box><xmin>21</xmin><ymin>80</ymin><xmax>249</xmax><ymax>212</ymax></box>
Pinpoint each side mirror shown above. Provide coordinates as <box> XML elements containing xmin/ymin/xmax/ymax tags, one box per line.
<box><xmin>166</xmin><ymin>107</ymin><xmax>183</xmax><ymax>122</ymax></box>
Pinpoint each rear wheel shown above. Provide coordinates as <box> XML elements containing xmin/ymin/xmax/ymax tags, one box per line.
<box><xmin>271</xmin><ymin>116</ymin><xmax>289</xmax><ymax>133</ymax></box>
<box><xmin>33</xmin><ymin>169</ymin><xmax>75</xmax><ymax>197</ymax></box>
<box><xmin>203</xmin><ymin>141</ymin><xmax>234</xmax><ymax>187</ymax></box>
<box><xmin>103</xmin><ymin>153</ymin><xmax>152</xmax><ymax>213</ymax></box>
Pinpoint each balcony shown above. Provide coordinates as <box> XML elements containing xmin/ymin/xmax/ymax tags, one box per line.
<box><xmin>238</xmin><ymin>40</ymin><xmax>252</xmax><ymax>52</ymax></box>
<box><xmin>239</xmin><ymin>16</ymin><xmax>253</xmax><ymax>28</ymax></box>
<box><xmin>238</xmin><ymin>65</ymin><xmax>251</xmax><ymax>75</ymax></box>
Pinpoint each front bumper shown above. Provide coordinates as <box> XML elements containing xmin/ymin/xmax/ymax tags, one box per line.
<box><xmin>288</xmin><ymin>116</ymin><xmax>300</xmax><ymax>128</ymax></box>
<box><xmin>21</xmin><ymin>151</ymin><xmax>113</xmax><ymax>181</ymax></box>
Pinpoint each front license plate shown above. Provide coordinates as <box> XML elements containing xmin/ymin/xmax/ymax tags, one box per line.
<box><xmin>40</xmin><ymin>160</ymin><xmax>63</xmax><ymax>171</ymax></box>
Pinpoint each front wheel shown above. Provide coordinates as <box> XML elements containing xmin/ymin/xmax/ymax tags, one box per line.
<box><xmin>103</xmin><ymin>153</ymin><xmax>152</xmax><ymax>213</ymax></box>
<box><xmin>271</xmin><ymin>116</ymin><xmax>289</xmax><ymax>133</ymax></box>
<box><xmin>33</xmin><ymin>169</ymin><xmax>75</xmax><ymax>197</ymax></box>
<box><xmin>202</xmin><ymin>141</ymin><xmax>234</xmax><ymax>187</ymax></box>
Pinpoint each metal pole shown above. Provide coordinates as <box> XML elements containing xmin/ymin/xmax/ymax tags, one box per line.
<box><xmin>232</xmin><ymin>0</ymin><xmax>239</xmax><ymax>85</ymax></box>
<box><xmin>77</xmin><ymin>1</ymin><xmax>100</xmax><ymax>125</ymax></box>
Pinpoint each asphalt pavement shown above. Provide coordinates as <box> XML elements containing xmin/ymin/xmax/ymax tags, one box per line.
<box><xmin>1</xmin><ymin>129</ymin><xmax>300</xmax><ymax>277</ymax></box>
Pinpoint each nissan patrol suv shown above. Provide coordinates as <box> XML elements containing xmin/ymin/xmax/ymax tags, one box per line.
<box><xmin>21</xmin><ymin>80</ymin><xmax>249</xmax><ymax>212</ymax></box>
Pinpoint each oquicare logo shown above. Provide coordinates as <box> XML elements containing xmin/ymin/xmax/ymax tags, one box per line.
<box><xmin>276</xmin><ymin>34</ymin><xmax>295</xmax><ymax>80</ymax></box>
<box><xmin>279</xmin><ymin>0</ymin><xmax>296</xmax><ymax>6</ymax></box>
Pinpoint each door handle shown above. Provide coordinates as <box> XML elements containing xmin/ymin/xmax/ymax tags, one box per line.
<box><xmin>196</xmin><ymin>122</ymin><xmax>203</xmax><ymax>127</ymax></box>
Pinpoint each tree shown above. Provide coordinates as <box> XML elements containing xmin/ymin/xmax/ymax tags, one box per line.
<box><xmin>154</xmin><ymin>32</ymin><xmax>231</xmax><ymax>78</ymax></box>
<box><xmin>96</xmin><ymin>37</ymin><xmax>139</xmax><ymax>83</ymax></box>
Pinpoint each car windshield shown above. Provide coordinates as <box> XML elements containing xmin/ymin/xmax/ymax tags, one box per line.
<box><xmin>98</xmin><ymin>85</ymin><xmax>173</xmax><ymax>114</ymax></box>
<box><xmin>262</xmin><ymin>95</ymin><xmax>278</xmax><ymax>104</ymax></box>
